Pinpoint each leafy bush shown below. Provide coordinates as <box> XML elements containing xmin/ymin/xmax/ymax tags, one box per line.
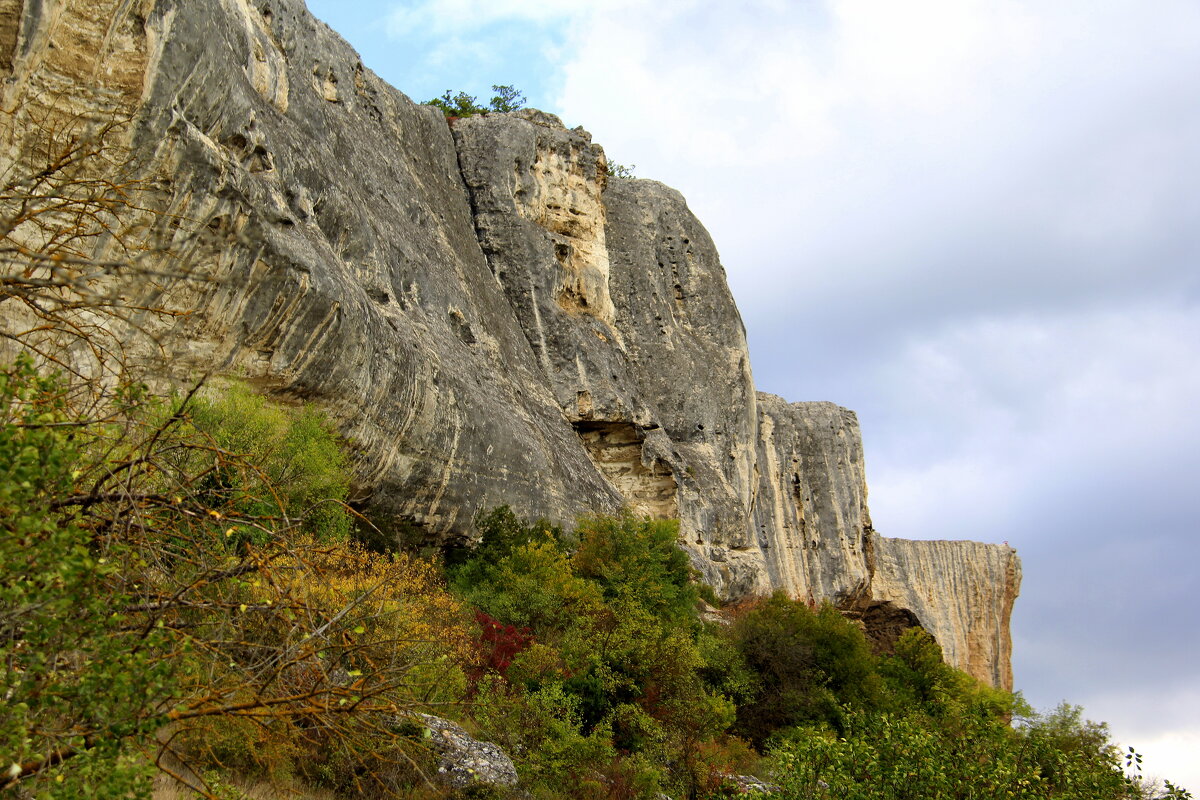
<box><xmin>879</xmin><ymin>627</ymin><xmax>1016</xmax><ymax>723</ymax></box>
<box><xmin>448</xmin><ymin>508</ymin><xmax>741</xmax><ymax>798</ymax></box>
<box><xmin>0</xmin><ymin>356</ymin><xmax>476</xmax><ymax>796</ymax></box>
<box><xmin>473</xmin><ymin>610</ymin><xmax>536</xmax><ymax>682</ymax></box>
<box><xmin>768</xmin><ymin>705</ymin><xmax>1140</xmax><ymax>800</ymax></box>
<box><xmin>724</xmin><ymin>593</ymin><xmax>882</xmax><ymax>743</ymax></box>
<box><xmin>761</xmin><ymin>636</ymin><xmax>1189</xmax><ymax>800</ymax></box>
<box><xmin>573</xmin><ymin>513</ymin><xmax>698</xmax><ymax>624</ymax></box>
<box><xmin>427</xmin><ymin>84</ymin><xmax>526</xmax><ymax>118</ymax></box>
<box><xmin>605</xmin><ymin>161</ymin><xmax>637</xmax><ymax>179</ymax></box>
<box><xmin>452</xmin><ymin>536</ymin><xmax>602</xmax><ymax>636</ymax></box>
<box><xmin>184</xmin><ymin>381</ymin><xmax>353</xmax><ymax>542</ymax></box>
<box><xmin>0</xmin><ymin>356</ymin><xmax>165</xmax><ymax>798</ymax></box>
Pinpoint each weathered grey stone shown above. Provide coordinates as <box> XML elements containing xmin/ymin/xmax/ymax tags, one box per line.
<box><xmin>605</xmin><ymin>179</ymin><xmax>760</xmax><ymax>590</ymax></box>
<box><xmin>1</xmin><ymin>0</ymin><xmax>628</xmax><ymax>541</ymax></box>
<box><xmin>742</xmin><ymin>396</ymin><xmax>1022</xmax><ymax>688</ymax></box>
<box><xmin>453</xmin><ymin>112</ymin><xmax>759</xmax><ymax>585</ymax></box>
<box><xmin>747</xmin><ymin>396</ymin><xmax>874</xmax><ymax>602</ymax></box>
<box><xmin>0</xmin><ymin>0</ymin><xmax>1021</xmax><ymax>686</ymax></box>
<box><xmin>726</xmin><ymin>773</ymin><xmax>779</xmax><ymax>795</ymax></box>
<box><xmin>413</xmin><ymin>713</ymin><xmax>519</xmax><ymax>789</ymax></box>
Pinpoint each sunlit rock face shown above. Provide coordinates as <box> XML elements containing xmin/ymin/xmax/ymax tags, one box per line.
<box><xmin>1</xmin><ymin>0</ymin><xmax>625</xmax><ymax>539</ymax></box>
<box><xmin>0</xmin><ymin>0</ymin><xmax>1020</xmax><ymax>686</ymax></box>
<box><xmin>749</xmin><ymin>397</ymin><xmax>874</xmax><ymax>604</ymax></box>
<box><xmin>743</xmin><ymin>397</ymin><xmax>1022</xmax><ymax>690</ymax></box>
<box><xmin>871</xmin><ymin>538</ymin><xmax>1022</xmax><ymax>690</ymax></box>
<box><xmin>454</xmin><ymin>114</ymin><xmax>761</xmax><ymax>585</ymax></box>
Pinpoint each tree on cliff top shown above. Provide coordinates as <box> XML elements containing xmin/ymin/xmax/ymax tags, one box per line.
<box><xmin>426</xmin><ymin>84</ymin><xmax>526</xmax><ymax>117</ymax></box>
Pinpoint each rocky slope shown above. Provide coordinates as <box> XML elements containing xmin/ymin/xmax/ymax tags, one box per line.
<box><xmin>0</xmin><ymin>0</ymin><xmax>1020</xmax><ymax>687</ymax></box>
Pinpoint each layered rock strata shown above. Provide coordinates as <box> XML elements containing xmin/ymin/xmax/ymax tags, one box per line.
<box><xmin>0</xmin><ymin>0</ymin><xmax>1020</xmax><ymax>687</ymax></box>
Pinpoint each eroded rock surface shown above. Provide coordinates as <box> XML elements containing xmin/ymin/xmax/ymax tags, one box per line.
<box><xmin>0</xmin><ymin>0</ymin><xmax>1020</xmax><ymax>685</ymax></box>
<box><xmin>748</xmin><ymin>397</ymin><xmax>874</xmax><ymax>602</ymax></box>
<box><xmin>453</xmin><ymin>115</ymin><xmax>760</xmax><ymax>579</ymax></box>
<box><xmin>2</xmin><ymin>0</ymin><xmax>628</xmax><ymax>541</ymax></box>
<box><xmin>871</xmin><ymin>537</ymin><xmax>1022</xmax><ymax>690</ymax></box>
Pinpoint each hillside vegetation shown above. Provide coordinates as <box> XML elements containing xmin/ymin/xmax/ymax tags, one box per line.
<box><xmin>1</xmin><ymin>357</ymin><xmax>1191</xmax><ymax>799</ymax></box>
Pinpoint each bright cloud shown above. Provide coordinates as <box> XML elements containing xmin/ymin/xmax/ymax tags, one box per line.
<box><xmin>1120</xmin><ymin>726</ymin><xmax>1200</xmax><ymax>792</ymax></box>
<box><xmin>557</xmin><ymin>0</ymin><xmax>1200</xmax><ymax>322</ymax></box>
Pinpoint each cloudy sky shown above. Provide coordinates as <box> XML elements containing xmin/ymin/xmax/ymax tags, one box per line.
<box><xmin>306</xmin><ymin>0</ymin><xmax>1200</xmax><ymax>787</ymax></box>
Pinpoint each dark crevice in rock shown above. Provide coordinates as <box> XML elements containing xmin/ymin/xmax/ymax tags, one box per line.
<box><xmin>446</xmin><ymin>124</ymin><xmax>496</xmax><ymax>281</ymax></box>
<box><xmin>863</xmin><ymin>526</ymin><xmax>877</xmax><ymax>582</ymax></box>
<box><xmin>447</xmin><ymin>308</ymin><xmax>476</xmax><ymax>345</ymax></box>
<box><xmin>0</xmin><ymin>2</ymin><xmax>23</xmax><ymax>78</ymax></box>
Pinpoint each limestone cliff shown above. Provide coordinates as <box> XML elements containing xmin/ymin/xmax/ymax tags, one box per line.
<box><xmin>0</xmin><ymin>0</ymin><xmax>1020</xmax><ymax>687</ymax></box>
<box><xmin>749</xmin><ymin>397</ymin><xmax>874</xmax><ymax>604</ymax></box>
<box><xmin>871</xmin><ymin>538</ymin><xmax>1021</xmax><ymax>689</ymax></box>
<box><xmin>746</xmin><ymin>395</ymin><xmax>1021</xmax><ymax>689</ymax></box>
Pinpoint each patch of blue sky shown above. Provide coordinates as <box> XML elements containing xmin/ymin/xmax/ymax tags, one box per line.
<box><xmin>306</xmin><ymin>1</ymin><xmax>571</xmax><ymax>113</ymax></box>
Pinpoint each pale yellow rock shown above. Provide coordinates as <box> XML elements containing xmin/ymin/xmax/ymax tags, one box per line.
<box><xmin>513</xmin><ymin>132</ymin><xmax>617</xmax><ymax>327</ymax></box>
<box><xmin>870</xmin><ymin>537</ymin><xmax>1022</xmax><ymax>690</ymax></box>
<box><xmin>228</xmin><ymin>0</ymin><xmax>289</xmax><ymax>113</ymax></box>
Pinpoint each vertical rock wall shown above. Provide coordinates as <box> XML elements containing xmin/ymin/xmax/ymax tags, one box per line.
<box><xmin>1</xmin><ymin>0</ymin><xmax>625</xmax><ymax>539</ymax></box>
<box><xmin>604</xmin><ymin>178</ymin><xmax>761</xmax><ymax>588</ymax></box>
<box><xmin>749</xmin><ymin>397</ymin><xmax>874</xmax><ymax>604</ymax></box>
<box><xmin>453</xmin><ymin>114</ymin><xmax>761</xmax><ymax>586</ymax></box>
<box><xmin>871</xmin><ymin>538</ymin><xmax>1022</xmax><ymax>690</ymax></box>
<box><xmin>0</xmin><ymin>0</ymin><xmax>1020</xmax><ymax>686</ymax></box>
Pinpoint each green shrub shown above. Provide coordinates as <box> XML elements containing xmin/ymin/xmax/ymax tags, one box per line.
<box><xmin>879</xmin><ymin>627</ymin><xmax>1016</xmax><ymax>724</ymax></box>
<box><xmin>472</xmin><ymin>676</ymin><xmax>626</xmax><ymax>796</ymax></box>
<box><xmin>452</xmin><ymin>537</ymin><xmax>601</xmax><ymax>636</ymax></box>
<box><xmin>476</xmin><ymin>505</ymin><xmax>565</xmax><ymax>560</ymax></box>
<box><xmin>0</xmin><ymin>357</ymin><xmax>166</xmax><ymax>798</ymax></box>
<box><xmin>725</xmin><ymin>593</ymin><xmax>882</xmax><ymax>743</ymax></box>
<box><xmin>1018</xmin><ymin>703</ymin><xmax>1142</xmax><ymax>799</ymax></box>
<box><xmin>573</xmin><ymin>512</ymin><xmax>698</xmax><ymax>624</ymax></box>
<box><xmin>427</xmin><ymin>84</ymin><xmax>526</xmax><ymax>117</ymax></box>
<box><xmin>184</xmin><ymin>381</ymin><xmax>352</xmax><ymax>542</ymax></box>
<box><xmin>451</xmin><ymin>508</ymin><xmax>743</xmax><ymax>798</ymax></box>
<box><xmin>768</xmin><ymin>704</ymin><xmax>1140</xmax><ymax>800</ymax></box>
<box><xmin>605</xmin><ymin>161</ymin><xmax>637</xmax><ymax>179</ymax></box>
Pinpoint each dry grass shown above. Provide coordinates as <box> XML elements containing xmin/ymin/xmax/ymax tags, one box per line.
<box><xmin>152</xmin><ymin>773</ymin><xmax>342</xmax><ymax>800</ymax></box>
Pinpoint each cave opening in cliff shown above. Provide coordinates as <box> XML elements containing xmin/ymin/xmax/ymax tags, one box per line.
<box><xmin>854</xmin><ymin>601</ymin><xmax>925</xmax><ymax>656</ymax></box>
<box><xmin>572</xmin><ymin>421</ymin><xmax>678</xmax><ymax>519</ymax></box>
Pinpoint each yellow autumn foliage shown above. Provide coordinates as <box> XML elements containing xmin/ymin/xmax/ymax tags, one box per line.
<box><xmin>293</xmin><ymin>539</ymin><xmax>477</xmax><ymax>682</ymax></box>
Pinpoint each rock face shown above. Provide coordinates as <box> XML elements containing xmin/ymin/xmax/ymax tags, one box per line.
<box><xmin>748</xmin><ymin>397</ymin><xmax>874</xmax><ymax>603</ymax></box>
<box><xmin>871</xmin><ymin>538</ymin><xmax>1022</xmax><ymax>689</ymax></box>
<box><xmin>0</xmin><ymin>0</ymin><xmax>1019</xmax><ymax>686</ymax></box>
<box><xmin>743</xmin><ymin>395</ymin><xmax>1022</xmax><ymax>689</ymax></box>
<box><xmin>412</xmin><ymin>714</ymin><xmax>519</xmax><ymax>790</ymax></box>
<box><xmin>453</xmin><ymin>112</ymin><xmax>760</xmax><ymax>582</ymax></box>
